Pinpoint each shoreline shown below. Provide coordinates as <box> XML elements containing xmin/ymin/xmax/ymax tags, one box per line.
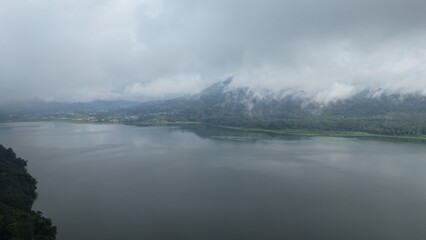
<box><xmin>2</xmin><ymin>120</ymin><xmax>426</xmax><ymax>142</ymax></box>
<box><xmin>209</xmin><ymin>124</ymin><xmax>426</xmax><ymax>141</ymax></box>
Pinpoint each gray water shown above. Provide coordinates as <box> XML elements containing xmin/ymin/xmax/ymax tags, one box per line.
<box><xmin>1</xmin><ymin>122</ymin><xmax>426</xmax><ymax>240</ymax></box>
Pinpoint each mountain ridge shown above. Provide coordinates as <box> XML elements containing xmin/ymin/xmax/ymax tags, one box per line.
<box><xmin>2</xmin><ymin>79</ymin><xmax>426</xmax><ymax>136</ymax></box>
<box><xmin>121</xmin><ymin>78</ymin><xmax>426</xmax><ymax>136</ymax></box>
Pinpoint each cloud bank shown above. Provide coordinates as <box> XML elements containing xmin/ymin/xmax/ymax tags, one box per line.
<box><xmin>0</xmin><ymin>0</ymin><xmax>426</xmax><ymax>102</ymax></box>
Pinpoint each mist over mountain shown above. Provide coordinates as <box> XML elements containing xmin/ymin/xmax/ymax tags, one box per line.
<box><xmin>2</xmin><ymin>77</ymin><xmax>426</xmax><ymax>135</ymax></box>
<box><xmin>1</xmin><ymin>0</ymin><xmax>426</xmax><ymax>102</ymax></box>
<box><xmin>4</xmin><ymin>78</ymin><xmax>426</xmax><ymax>118</ymax></box>
<box><xmin>128</xmin><ymin>78</ymin><xmax>426</xmax><ymax>116</ymax></box>
<box><xmin>111</xmin><ymin>78</ymin><xmax>425</xmax><ymax>136</ymax></box>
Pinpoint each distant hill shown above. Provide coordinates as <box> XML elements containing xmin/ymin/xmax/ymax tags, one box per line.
<box><xmin>0</xmin><ymin>99</ymin><xmax>141</xmax><ymax>114</ymax></box>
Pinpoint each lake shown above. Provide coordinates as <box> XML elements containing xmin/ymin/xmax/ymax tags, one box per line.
<box><xmin>1</xmin><ymin>122</ymin><xmax>426</xmax><ymax>240</ymax></box>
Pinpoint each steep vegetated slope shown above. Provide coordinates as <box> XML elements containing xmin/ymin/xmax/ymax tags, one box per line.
<box><xmin>0</xmin><ymin>145</ymin><xmax>56</xmax><ymax>240</ymax></box>
<box><xmin>126</xmin><ymin>78</ymin><xmax>426</xmax><ymax>136</ymax></box>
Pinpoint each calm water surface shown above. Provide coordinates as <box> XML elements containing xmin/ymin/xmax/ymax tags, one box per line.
<box><xmin>1</xmin><ymin>122</ymin><xmax>426</xmax><ymax>240</ymax></box>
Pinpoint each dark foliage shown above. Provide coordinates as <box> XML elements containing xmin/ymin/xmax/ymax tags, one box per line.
<box><xmin>0</xmin><ymin>145</ymin><xmax>56</xmax><ymax>240</ymax></box>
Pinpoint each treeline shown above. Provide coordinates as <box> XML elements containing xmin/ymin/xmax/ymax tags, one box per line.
<box><xmin>127</xmin><ymin>108</ymin><xmax>426</xmax><ymax>136</ymax></box>
<box><xmin>201</xmin><ymin>113</ymin><xmax>426</xmax><ymax>136</ymax></box>
<box><xmin>0</xmin><ymin>145</ymin><xmax>56</xmax><ymax>240</ymax></box>
<box><xmin>125</xmin><ymin>90</ymin><xmax>426</xmax><ymax>136</ymax></box>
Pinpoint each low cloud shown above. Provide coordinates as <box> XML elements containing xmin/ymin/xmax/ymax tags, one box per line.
<box><xmin>231</xmin><ymin>36</ymin><xmax>426</xmax><ymax>102</ymax></box>
<box><xmin>0</xmin><ymin>0</ymin><xmax>426</xmax><ymax>103</ymax></box>
<box><xmin>124</xmin><ymin>74</ymin><xmax>207</xmax><ymax>100</ymax></box>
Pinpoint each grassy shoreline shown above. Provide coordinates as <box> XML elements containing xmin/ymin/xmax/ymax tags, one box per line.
<box><xmin>125</xmin><ymin>121</ymin><xmax>426</xmax><ymax>141</ymax></box>
<box><xmin>210</xmin><ymin>124</ymin><xmax>426</xmax><ymax>140</ymax></box>
<box><xmin>3</xmin><ymin>119</ymin><xmax>426</xmax><ymax>141</ymax></box>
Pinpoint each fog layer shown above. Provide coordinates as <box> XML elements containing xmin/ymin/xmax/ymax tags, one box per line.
<box><xmin>1</xmin><ymin>0</ymin><xmax>425</xmax><ymax>102</ymax></box>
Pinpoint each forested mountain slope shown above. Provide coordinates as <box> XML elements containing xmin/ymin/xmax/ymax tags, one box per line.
<box><xmin>126</xmin><ymin>79</ymin><xmax>426</xmax><ymax>136</ymax></box>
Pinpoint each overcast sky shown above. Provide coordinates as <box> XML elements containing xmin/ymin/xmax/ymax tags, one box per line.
<box><xmin>1</xmin><ymin>0</ymin><xmax>426</xmax><ymax>102</ymax></box>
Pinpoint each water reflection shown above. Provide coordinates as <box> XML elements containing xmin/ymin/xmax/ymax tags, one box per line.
<box><xmin>179</xmin><ymin>124</ymin><xmax>307</xmax><ymax>142</ymax></box>
<box><xmin>1</xmin><ymin>122</ymin><xmax>426</xmax><ymax>240</ymax></box>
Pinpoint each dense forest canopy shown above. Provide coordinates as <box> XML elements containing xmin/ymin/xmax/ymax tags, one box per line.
<box><xmin>0</xmin><ymin>145</ymin><xmax>56</xmax><ymax>240</ymax></box>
